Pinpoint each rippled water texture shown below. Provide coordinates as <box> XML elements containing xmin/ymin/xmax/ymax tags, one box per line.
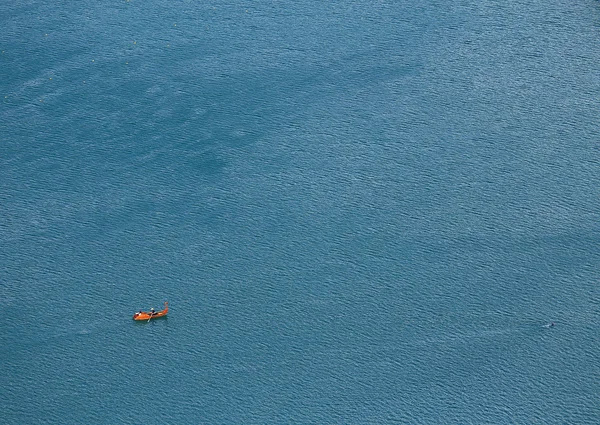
<box><xmin>1</xmin><ymin>0</ymin><xmax>600</xmax><ymax>423</ymax></box>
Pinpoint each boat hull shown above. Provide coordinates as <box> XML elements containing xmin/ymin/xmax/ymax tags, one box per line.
<box><xmin>133</xmin><ymin>302</ymin><xmax>168</xmax><ymax>321</ymax></box>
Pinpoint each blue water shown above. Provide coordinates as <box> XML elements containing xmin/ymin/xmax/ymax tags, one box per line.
<box><xmin>2</xmin><ymin>0</ymin><xmax>600</xmax><ymax>423</ymax></box>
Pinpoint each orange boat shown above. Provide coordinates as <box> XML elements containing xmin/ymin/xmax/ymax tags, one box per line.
<box><xmin>133</xmin><ymin>302</ymin><xmax>168</xmax><ymax>321</ymax></box>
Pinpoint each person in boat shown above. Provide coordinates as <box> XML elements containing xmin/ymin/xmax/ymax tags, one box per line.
<box><xmin>150</xmin><ymin>308</ymin><xmax>156</xmax><ymax>316</ymax></box>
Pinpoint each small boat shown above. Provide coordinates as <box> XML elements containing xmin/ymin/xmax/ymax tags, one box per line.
<box><xmin>133</xmin><ymin>301</ymin><xmax>168</xmax><ymax>321</ymax></box>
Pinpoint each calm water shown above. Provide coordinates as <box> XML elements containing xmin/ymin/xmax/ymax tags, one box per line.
<box><xmin>1</xmin><ymin>0</ymin><xmax>600</xmax><ymax>423</ymax></box>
